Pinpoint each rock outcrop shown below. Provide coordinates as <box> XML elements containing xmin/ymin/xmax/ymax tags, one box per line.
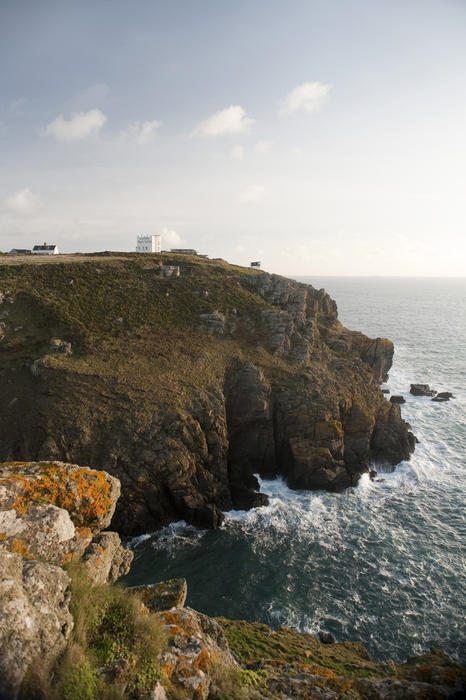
<box><xmin>0</xmin><ymin>461</ymin><xmax>132</xmax><ymax>695</ymax></box>
<box><xmin>0</xmin><ymin>550</ymin><xmax>72</xmax><ymax>699</ymax></box>
<box><xmin>0</xmin><ymin>257</ymin><xmax>415</xmax><ymax>535</ymax></box>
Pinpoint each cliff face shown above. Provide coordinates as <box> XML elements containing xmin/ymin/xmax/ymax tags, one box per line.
<box><xmin>0</xmin><ymin>460</ymin><xmax>132</xmax><ymax>697</ymax></box>
<box><xmin>0</xmin><ymin>255</ymin><xmax>415</xmax><ymax>534</ymax></box>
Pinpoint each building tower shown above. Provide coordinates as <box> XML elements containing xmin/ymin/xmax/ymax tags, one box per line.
<box><xmin>136</xmin><ymin>234</ymin><xmax>161</xmax><ymax>253</ymax></box>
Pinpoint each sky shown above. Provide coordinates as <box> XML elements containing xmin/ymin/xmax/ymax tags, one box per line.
<box><xmin>1</xmin><ymin>0</ymin><xmax>465</xmax><ymax>276</ymax></box>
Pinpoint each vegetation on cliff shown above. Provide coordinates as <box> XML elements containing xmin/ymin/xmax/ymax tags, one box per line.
<box><xmin>0</xmin><ymin>253</ymin><xmax>415</xmax><ymax>534</ymax></box>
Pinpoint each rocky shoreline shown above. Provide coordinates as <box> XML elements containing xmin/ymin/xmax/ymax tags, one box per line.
<box><xmin>0</xmin><ymin>255</ymin><xmax>415</xmax><ymax>535</ymax></box>
<box><xmin>1</xmin><ymin>461</ymin><xmax>464</xmax><ymax>699</ymax></box>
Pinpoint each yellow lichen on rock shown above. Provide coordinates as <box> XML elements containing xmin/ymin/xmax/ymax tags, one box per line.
<box><xmin>0</xmin><ymin>461</ymin><xmax>119</xmax><ymax>530</ymax></box>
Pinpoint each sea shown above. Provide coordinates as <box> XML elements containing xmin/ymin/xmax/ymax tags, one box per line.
<box><xmin>123</xmin><ymin>277</ymin><xmax>466</xmax><ymax>664</ymax></box>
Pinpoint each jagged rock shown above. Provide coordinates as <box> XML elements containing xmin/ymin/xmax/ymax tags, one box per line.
<box><xmin>432</xmin><ymin>392</ymin><xmax>454</xmax><ymax>402</ymax></box>
<box><xmin>131</xmin><ymin>578</ymin><xmax>188</xmax><ymax>612</ymax></box>
<box><xmin>0</xmin><ymin>461</ymin><xmax>121</xmax><ymax>532</ymax></box>
<box><xmin>0</xmin><ymin>462</ymin><xmax>130</xmax><ymax>578</ymax></box>
<box><xmin>317</xmin><ymin>630</ymin><xmax>335</xmax><ymax>644</ymax></box>
<box><xmin>49</xmin><ymin>338</ymin><xmax>72</xmax><ymax>355</ymax></box>
<box><xmin>98</xmin><ymin>658</ymin><xmax>129</xmax><ymax>692</ymax></box>
<box><xmin>390</xmin><ymin>395</ymin><xmax>406</xmax><ymax>404</ymax></box>
<box><xmin>159</xmin><ymin>607</ymin><xmax>237</xmax><ymax>699</ymax></box>
<box><xmin>144</xmin><ymin>681</ymin><xmax>167</xmax><ymax>699</ymax></box>
<box><xmin>199</xmin><ymin>312</ymin><xmax>225</xmax><ymax>335</ymax></box>
<box><xmin>0</xmin><ymin>549</ymin><xmax>72</xmax><ymax>698</ymax></box>
<box><xmin>82</xmin><ymin>531</ymin><xmax>133</xmax><ymax>584</ymax></box>
<box><xmin>354</xmin><ymin>677</ymin><xmax>454</xmax><ymax>698</ymax></box>
<box><xmin>410</xmin><ymin>383</ymin><xmax>436</xmax><ymax>396</ymax></box>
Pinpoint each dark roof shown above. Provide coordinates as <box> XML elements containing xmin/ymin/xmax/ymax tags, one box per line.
<box><xmin>9</xmin><ymin>249</ymin><xmax>31</xmax><ymax>254</ymax></box>
<box><xmin>33</xmin><ymin>244</ymin><xmax>57</xmax><ymax>251</ymax></box>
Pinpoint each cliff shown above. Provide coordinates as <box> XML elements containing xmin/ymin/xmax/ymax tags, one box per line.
<box><xmin>0</xmin><ymin>254</ymin><xmax>415</xmax><ymax>535</ymax></box>
<box><xmin>1</xmin><ymin>461</ymin><xmax>463</xmax><ymax>699</ymax></box>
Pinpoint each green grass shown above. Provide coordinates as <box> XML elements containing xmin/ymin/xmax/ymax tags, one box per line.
<box><xmin>216</xmin><ymin>618</ymin><xmax>387</xmax><ymax>680</ymax></box>
<box><xmin>22</xmin><ymin>562</ymin><xmax>166</xmax><ymax>699</ymax></box>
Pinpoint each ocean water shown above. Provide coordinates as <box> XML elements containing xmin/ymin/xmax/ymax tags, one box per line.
<box><xmin>123</xmin><ymin>277</ymin><xmax>466</xmax><ymax>664</ymax></box>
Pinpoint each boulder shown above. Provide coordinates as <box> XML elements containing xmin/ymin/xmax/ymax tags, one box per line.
<box><xmin>49</xmin><ymin>338</ymin><xmax>72</xmax><ymax>356</ymax></box>
<box><xmin>432</xmin><ymin>392</ymin><xmax>454</xmax><ymax>402</ymax></box>
<box><xmin>390</xmin><ymin>395</ymin><xmax>405</xmax><ymax>404</ymax></box>
<box><xmin>159</xmin><ymin>606</ymin><xmax>237</xmax><ymax>699</ymax></box>
<box><xmin>0</xmin><ymin>549</ymin><xmax>72</xmax><ymax>698</ymax></box>
<box><xmin>82</xmin><ymin>531</ymin><xmax>133</xmax><ymax>584</ymax></box>
<box><xmin>410</xmin><ymin>383</ymin><xmax>436</xmax><ymax>397</ymax></box>
<box><xmin>131</xmin><ymin>578</ymin><xmax>188</xmax><ymax>612</ymax></box>
<box><xmin>0</xmin><ymin>461</ymin><xmax>121</xmax><ymax>532</ymax></box>
<box><xmin>0</xmin><ymin>462</ymin><xmax>132</xmax><ymax>576</ymax></box>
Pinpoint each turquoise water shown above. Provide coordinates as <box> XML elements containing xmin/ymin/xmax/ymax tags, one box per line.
<box><xmin>123</xmin><ymin>277</ymin><xmax>466</xmax><ymax>663</ymax></box>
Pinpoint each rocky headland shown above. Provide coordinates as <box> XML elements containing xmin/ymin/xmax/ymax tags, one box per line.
<box><xmin>3</xmin><ymin>254</ymin><xmax>458</xmax><ymax>698</ymax></box>
<box><xmin>0</xmin><ymin>253</ymin><xmax>415</xmax><ymax>535</ymax></box>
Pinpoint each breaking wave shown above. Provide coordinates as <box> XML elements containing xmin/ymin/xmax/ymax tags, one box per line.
<box><xmin>124</xmin><ymin>277</ymin><xmax>466</xmax><ymax>663</ymax></box>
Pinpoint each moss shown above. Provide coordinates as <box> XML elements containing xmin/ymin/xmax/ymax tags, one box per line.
<box><xmin>58</xmin><ymin>659</ymin><xmax>102</xmax><ymax>700</ymax></box>
<box><xmin>216</xmin><ymin>618</ymin><xmax>387</xmax><ymax>680</ymax></box>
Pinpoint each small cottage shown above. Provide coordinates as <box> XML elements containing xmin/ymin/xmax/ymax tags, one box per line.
<box><xmin>32</xmin><ymin>243</ymin><xmax>59</xmax><ymax>255</ymax></box>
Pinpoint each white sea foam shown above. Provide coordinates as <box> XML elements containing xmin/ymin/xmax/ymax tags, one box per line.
<box><xmin>126</xmin><ymin>278</ymin><xmax>466</xmax><ymax>663</ymax></box>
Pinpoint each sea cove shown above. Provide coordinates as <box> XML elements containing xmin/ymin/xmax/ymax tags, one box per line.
<box><xmin>125</xmin><ymin>277</ymin><xmax>466</xmax><ymax>665</ymax></box>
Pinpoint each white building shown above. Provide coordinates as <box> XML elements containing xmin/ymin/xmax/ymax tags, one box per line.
<box><xmin>32</xmin><ymin>243</ymin><xmax>59</xmax><ymax>255</ymax></box>
<box><xmin>136</xmin><ymin>234</ymin><xmax>161</xmax><ymax>253</ymax></box>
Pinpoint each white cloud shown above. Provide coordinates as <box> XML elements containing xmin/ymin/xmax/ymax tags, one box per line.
<box><xmin>45</xmin><ymin>108</ymin><xmax>107</xmax><ymax>142</ymax></box>
<box><xmin>230</xmin><ymin>145</ymin><xmax>245</xmax><ymax>160</ymax></box>
<box><xmin>240</xmin><ymin>185</ymin><xmax>266</xmax><ymax>203</ymax></box>
<box><xmin>159</xmin><ymin>226</ymin><xmax>183</xmax><ymax>247</ymax></box>
<box><xmin>122</xmin><ymin>120</ymin><xmax>162</xmax><ymax>145</ymax></box>
<box><xmin>4</xmin><ymin>188</ymin><xmax>43</xmax><ymax>214</ymax></box>
<box><xmin>280</xmin><ymin>82</ymin><xmax>331</xmax><ymax>115</ymax></box>
<box><xmin>192</xmin><ymin>105</ymin><xmax>255</xmax><ymax>137</ymax></box>
<box><xmin>254</xmin><ymin>140</ymin><xmax>272</xmax><ymax>154</ymax></box>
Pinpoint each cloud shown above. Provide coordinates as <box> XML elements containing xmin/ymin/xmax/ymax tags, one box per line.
<box><xmin>254</xmin><ymin>140</ymin><xmax>272</xmax><ymax>154</ymax></box>
<box><xmin>230</xmin><ymin>145</ymin><xmax>245</xmax><ymax>160</ymax></box>
<box><xmin>45</xmin><ymin>109</ymin><xmax>107</xmax><ymax>142</ymax></box>
<box><xmin>4</xmin><ymin>188</ymin><xmax>42</xmax><ymax>214</ymax></box>
<box><xmin>159</xmin><ymin>226</ymin><xmax>183</xmax><ymax>247</ymax></box>
<box><xmin>192</xmin><ymin>105</ymin><xmax>255</xmax><ymax>137</ymax></box>
<box><xmin>240</xmin><ymin>185</ymin><xmax>266</xmax><ymax>203</ymax></box>
<box><xmin>122</xmin><ymin>120</ymin><xmax>162</xmax><ymax>145</ymax></box>
<box><xmin>280</xmin><ymin>82</ymin><xmax>331</xmax><ymax>115</ymax></box>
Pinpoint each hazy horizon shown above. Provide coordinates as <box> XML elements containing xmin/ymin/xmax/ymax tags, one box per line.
<box><xmin>1</xmin><ymin>0</ymin><xmax>465</xmax><ymax>276</ymax></box>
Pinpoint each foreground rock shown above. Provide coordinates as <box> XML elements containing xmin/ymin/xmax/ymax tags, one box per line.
<box><xmin>0</xmin><ymin>461</ymin><xmax>133</xmax><ymax>694</ymax></box>
<box><xmin>131</xmin><ymin>578</ymin><xmax>188</xmax><ymax>612</ymax></box>
<box><xmin>0</xmin><ymin>549</ymin><xmax>72</xmax><ymax>699</ymax></box>
<box><xmin>0</xmin><ymin>461</ymin><xmax>131</xmax><ymax>580</ymax></box>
